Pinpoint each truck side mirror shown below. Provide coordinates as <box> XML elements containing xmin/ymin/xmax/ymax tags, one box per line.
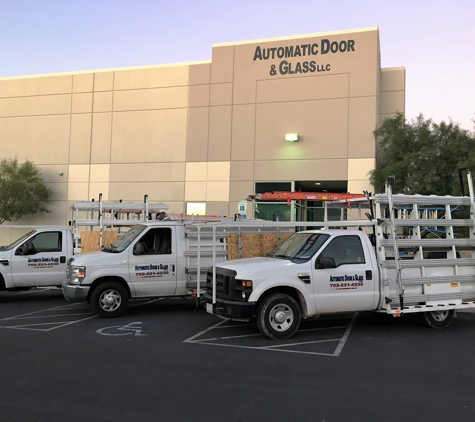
<box><xmin>16</xmin><ymin>243</ymin><xmax>30</xmax><ymax>256</ymax></box>
<box><xmin>316</xmin><ymin>257</ymin><xmax>336</xmax><ymax>269</ymax></box>
<box><xmin>133</xmin><ymin>242</ymin><xmax>146</xmax><ymax>255</ymax></box>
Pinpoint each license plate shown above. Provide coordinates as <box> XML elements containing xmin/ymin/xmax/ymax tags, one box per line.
<box><xmin>206</xmin><ymin>303</ymin><xmax>214</xmax><ymax>314</ymax></box>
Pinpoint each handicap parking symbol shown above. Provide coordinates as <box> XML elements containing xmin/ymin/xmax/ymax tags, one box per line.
<box><xmin>96</xmin><ymin>321</ymin><xmax>148</xmax><ymax>337</ymax></box>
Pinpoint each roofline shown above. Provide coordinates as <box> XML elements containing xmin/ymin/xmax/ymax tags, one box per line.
<box><xmin>0</xmin><ymin>60</ymin><xmax>212</xmax><ymax>81</ymax></box>
<box><xmin>213</xmin><ymin>26</ymin><xmax>379</xmax><ymax>48</ymax></box>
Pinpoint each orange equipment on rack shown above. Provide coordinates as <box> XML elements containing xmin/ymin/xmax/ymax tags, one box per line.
<box><xmin>246</xmin><ymin>191</ymin><xmax>366</xmax><ymax>206</ymax></box>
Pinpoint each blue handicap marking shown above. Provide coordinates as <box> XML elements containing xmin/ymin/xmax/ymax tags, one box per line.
<box><xmin>96</xmin><ymin>321</ymin><xmax>148</xmax><ymax>337</ymax></box>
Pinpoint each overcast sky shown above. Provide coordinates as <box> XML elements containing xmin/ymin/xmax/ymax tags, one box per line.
<box><xmin>1</xmin><ymin>0</ymin><xmax>474</xmax><ymax>130</ymax></box>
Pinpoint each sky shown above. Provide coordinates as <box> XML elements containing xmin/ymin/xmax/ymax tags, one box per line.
<box><xmin>1</xmin><ymin>0</ymin><xmax>474</xmax><ymax>130</ymax></box>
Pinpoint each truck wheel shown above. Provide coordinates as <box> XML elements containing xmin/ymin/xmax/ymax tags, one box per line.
<box><xmin>90</xmin><ymin>282</ymin><xmax>128</xmax><ymax>318</ymax></box>
<box><xmin>257</xmin><ymin>293</ymin><xmax>301</xmax><ymax>340</ymax></box>
<box><xmin>423</xmin><ymin>309</ymin><xmax>454</xmax><ymax>329</ymax></box>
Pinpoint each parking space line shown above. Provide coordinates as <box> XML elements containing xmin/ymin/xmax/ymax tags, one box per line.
<box><xmin>333</xmin><ymin>312</ymin><xmax>358</xmax><ymax>356</ymax></box>
<box><xmin>6</xmin><ymin>312</ymin><xmax>94</xmax><ymax>319</ymax></box>
<box><xmin>0</xmin><ymin>297</ymin><xmax>171</xmax><ymax>332</ymax></box>
<box><xmin>193</xmin><ymin>332</ymin><xmax>263</xmax><ymax>341</ymax></box>
<box><xmin>186</xmin><ymin>340</ymin><xmax>347</xmax><ymax>357</ymax></box>
<box><xmin>0</xmin><ymin>302</ymin><xmax>87</xmax><ymax>322</ymax></box>
<box><xmin>184</xmin><ymin>319</ymin><xmax>227</xmax><ymax>343</ymax></box>
<box><xmin>263</xmin><ymin>338</ymin><xmax>342</xmax><ymax>349</ymax></box>
<box><xmin>0</xmin><ymin>319</ymin><xmax>93</xmax><ymax>330</ymax></box>
<box><xmin>45</xmin><ymin>316</ymin><xmax>97</xmax><ymax>330</ymax></box>
<box><xmin>184</xmin><ymin>314</ymin><xmax>358</xmax><ymax>357</ymax></box>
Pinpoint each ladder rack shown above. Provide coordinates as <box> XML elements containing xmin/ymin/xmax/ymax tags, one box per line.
<box><xmin>70</xmin><ymin>194</ymin><xmax>169</xmax><ymax>252</ymax></box>
<box><xmin>374</xmin><ymin>170</ymin><xmax>475</xmax><ymax>313</ymax></box>
<box><xmin>183</xmin><ymin>220</ymin><xmax>298</xmax><ymax>295</ymax></box>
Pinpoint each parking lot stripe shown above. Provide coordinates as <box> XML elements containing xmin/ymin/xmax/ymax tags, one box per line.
<box><xmin>333</xmin><ymin>312</ymin><xmax>358</xmax><ymax>356</ymax></box>
<box><xmin>185</xmin><ymin>314</ymin><xmax>357</xmax><ymax>356</ymax></box>
<box><xmin>183</xmin><ymin>319</ymin><xmax>227</xmax><ymax>343</ymax></box>
<box><xmin>0</xmin><ymin>302</ymin><xmax>89</xmax><ymax>322</ymax></box>
<box><xmin>186</xmin><ymin>340</ymin><xmax>346</xmax><ymax>357</ymax></box>
<box><xmin>262</xmin><ymin>338</ymin><xmax>342</xmax><ymax>349</ymax></box>
<box><xmin>3</xmin><ymin>312</ymin><xmax>94</xmax><ymax>319</ymax></box>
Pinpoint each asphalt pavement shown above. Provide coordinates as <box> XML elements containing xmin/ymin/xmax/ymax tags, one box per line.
<box><xmin>1</xmin><ymin>288</ymin><xmax>474</xmax><ymax>422</ymax></box>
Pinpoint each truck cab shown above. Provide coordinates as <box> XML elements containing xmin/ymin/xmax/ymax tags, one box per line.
<box><xmin>63</xmin><ymin>222</ymin><xmax>186</xmax><ymax>317</ymax></box>
<box><xmin>63</xmin><ymin>217</ymin><xmax>295</xmax><ymax>318</ymax></box>
<box><xmin>204</xmin><ymin>229</ymin><xmax>380</xmax><ymax>339</ymax></box>
<box><xmin>0</xmin><ymin>228</ymin><xmax>74</xmax><ymax>291</ymax></box>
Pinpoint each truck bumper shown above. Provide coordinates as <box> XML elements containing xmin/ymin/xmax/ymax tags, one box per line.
<box><xmin>203</xmin><ymin>293</ymin><xmax>255</xmax><ymax>320</ymax></box>
<box><xmin>62</xmin><ymin>282</ymin><xmax>90</xmax><ymax>303</ymax></box>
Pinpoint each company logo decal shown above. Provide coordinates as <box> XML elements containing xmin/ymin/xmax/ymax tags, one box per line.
<box><xmin>253</xmin><ymin>38</ymin><xmax>356</xmax><ymax>77</ymax></box>
<box><xmin>28</xmin><ymin>257</ymin><xmax>60</xmax><ymax>268</ymax></box>
<box><xmin>329</xmin><ymin>274</ymin><xmax>363</xmax><ymax>290</ymax></box>
<box><xmin>134</xmin><ymin>263</ymin><xmax>170</xmax><ymax>278</ymax></box>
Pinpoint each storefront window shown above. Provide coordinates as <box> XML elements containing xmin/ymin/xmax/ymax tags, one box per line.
<box><xmin>186</xmin><ymin>202</ymin><xmax>206</xmax><ymax>216</ymax></box>
<box><xmin>254</xmin><ymin>203</ymin><xmax>293</xmax><ymax>221</ymax></box>
<box><xmin>255</xmin><ymin>182</ymin><xmax>292</xmax><ymax>196</ymax></box>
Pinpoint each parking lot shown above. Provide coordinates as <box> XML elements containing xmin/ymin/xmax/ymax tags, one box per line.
<box><xmin>1</xmin><ymin>288</ymin><xmax>475</xmax><ymax>422</ymax></box>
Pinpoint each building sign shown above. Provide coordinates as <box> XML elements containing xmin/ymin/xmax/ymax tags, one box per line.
<box><xmin>238</xmin><ymin>200</ymin><xmax>247</xmax><ymax>219</ymax></box>
<box><xmin>253</xmin><ymin>38</ymin><xmax>355</xmax><ymax>76</ymax></box>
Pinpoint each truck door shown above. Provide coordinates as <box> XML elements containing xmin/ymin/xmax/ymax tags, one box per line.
<box><xmin>128</xmin><ymin>227</ymin><xmax>177</xmax><ymax>296</ymax></box>
<box><xmin>311</xmin><ymin>234</ymin><xmax>376</xmax><ymax>313</ymax></box>
<box><xmin>11</xmin><ymin>231</ymin><xmax>68</xmax><ymax>287</ymax></box>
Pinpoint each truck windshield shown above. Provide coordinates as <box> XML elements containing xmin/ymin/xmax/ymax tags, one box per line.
<box><xmin>103</xmin><ymin>225</ymin><xmax>147</xmax><ymax>253</ymax></box>
<box><xmin>267</xmin><ymin>232</ymin><xmax>329</xmax><ymax>263</ymax></box>
<box><xmin>1</xmin><ymin>230</ymin><xmax>36</xmax><ymax>251</ymax></box>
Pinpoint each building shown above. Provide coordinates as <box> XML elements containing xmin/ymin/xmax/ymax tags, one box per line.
<box><xmin>0</xmin><ymin>26</ymin><xmax>404</xmax><ymax>235</ymax></box>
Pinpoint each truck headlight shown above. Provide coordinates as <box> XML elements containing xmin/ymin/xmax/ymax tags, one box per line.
<box><xmin>236</xmin><ymin>279</ymin><xmax>253</xmax><ymax>301</ymax></box>
<box><xmin>71</xmin><ymin>266</ymin><xmax>86</xmax><ymax>284</ymax></box>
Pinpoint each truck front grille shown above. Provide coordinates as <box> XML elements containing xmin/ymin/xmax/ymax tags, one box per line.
<box><xmin>206</xmin><ymin>267</ymin><xmax>237</xmax><ymax>300</ymax></box>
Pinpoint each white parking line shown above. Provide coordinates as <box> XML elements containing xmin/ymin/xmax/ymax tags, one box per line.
<box><xmin>184</xmin><ymin>314</ymin><xmax>358</xmax><ymax>357</ymax></box>
<box><xmin>333</xmin><ymin>312</ymin><xmax>358</xmax><ymax>356</ymax></box>
<box><xmin>0</xmin><ymin>301</ymin><xmax>97</xmax><ymax>331</ymax></box>
<box><xmin>0</xmin><ymin>296</ymin><xmax>169</xmax><ymax>332</ymax></box>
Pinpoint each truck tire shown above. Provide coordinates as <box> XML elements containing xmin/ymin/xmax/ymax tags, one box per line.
<box><xmin>257</xmin><ymin>293</ymin><xmax>301</xmax><ymax>340</ymax></box>
<box><xmin>90</xmin><ymin>282</ymin><xmax>128</xmax><ymax>318</ymax></box>
<box><xmin>422</xmin><ymin>309</ymin><xmax>454</xmax><ymax>329</ymax></box>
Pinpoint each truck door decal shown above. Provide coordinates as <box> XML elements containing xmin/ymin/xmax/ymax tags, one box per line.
<box><xmin>134</xmin><ymin>263</ymin><xmax>171</xmax><ymax>278</ymax></box>
<box><xmin>12</xmin><ymin>230</ymin><xmax>67</xmax><ymax>287</ymax></box>
<box><xmin>313</xmin><ymin>234</ymin><xmax>375</xmax><ymax>313</ymax></box>
<box><xmin>129</xmin><ymin>227</ymin><xmax>177</xmax><ymax>295</ymax></box>
<box><xmin>27</xmin><ymin>256</ymin><xmax>60</xmax><ymax>268</ymax></box>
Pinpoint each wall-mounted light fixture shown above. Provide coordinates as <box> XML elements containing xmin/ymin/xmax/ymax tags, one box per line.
<box><xmin>285</xmin><ymin>133</ymin><xmax>299</xmax><ymax>142</ymax></box>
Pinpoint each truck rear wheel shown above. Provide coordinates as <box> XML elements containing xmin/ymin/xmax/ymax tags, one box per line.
<box><xmin>422</xmin><ymin>309</ymin><xmax>454</xmax><ymax>329</ymax></box>
<box><xmin>90</xmin><ymin>282</ymin><xmax>128</xmax><ymax>318</ymax></box>
<box><xmin>257</xmin><ymin>293</ymin><xmax>301</xmax><ymax>340</ymax></box>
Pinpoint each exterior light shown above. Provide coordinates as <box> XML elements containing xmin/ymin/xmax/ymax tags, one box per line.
<box><xmin>285</xmin><ymin>133</ymin><xmax>299</xmax><ymax>142</ymax></box>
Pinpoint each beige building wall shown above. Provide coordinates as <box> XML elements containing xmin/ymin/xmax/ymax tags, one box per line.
<box><xmin>0</xmin><ymin>26</ymin><xmax>404</xmax><ymax>233</ymax></box>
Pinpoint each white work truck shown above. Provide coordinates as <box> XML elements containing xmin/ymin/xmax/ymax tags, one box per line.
<box><xmin>0</xmin><ymin>227</ymin><xmax>74</xmax><ymax>291</ymax></box>
<box><xmin>204</xmin><ymin>177</ymin><xmax>475</xmax><ymax>339</ymax></box>
<box><xmin>62</xmin><ymin>217</ymin><xmax>294</xmax><ymax>317</ymax></box>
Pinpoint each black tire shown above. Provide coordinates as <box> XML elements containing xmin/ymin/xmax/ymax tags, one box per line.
<box><xmin>256</xmin><ymin>293</ymin><xmax>301</xmax><ymax>340</ymax></box>
<box><xmin>90</xmin><ymin>281</ymin><xmax>128</xmax><ymax>318</ymax></box>
<box><xmin>422</xmin><ymin>309</ymin><xmax>455</xmax><ymax>329</ymax></box>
